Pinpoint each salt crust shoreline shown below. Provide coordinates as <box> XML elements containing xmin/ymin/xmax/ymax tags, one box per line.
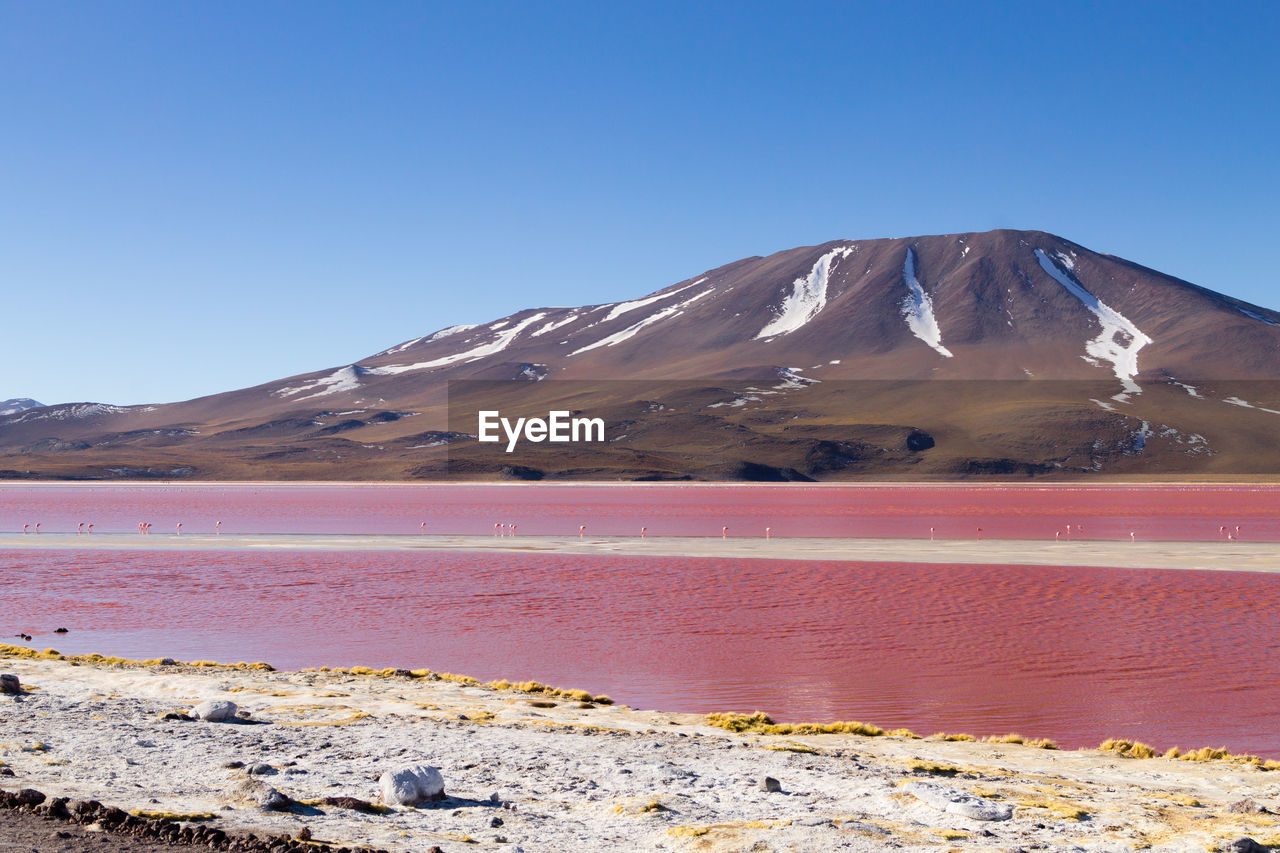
<box><xmin>3</xmin><ymin>533</ymin><xmax>1280</xmax><ymax>574</ymax></box>
<box><xmin>3</xmin><ymin>656</ymin><xmax>1279</xmax><ymax>852</ymax></box>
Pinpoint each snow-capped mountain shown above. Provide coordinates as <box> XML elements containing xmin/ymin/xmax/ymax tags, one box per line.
<box><xmin>2</xmin><ymin>229</ymin><xmax>1279</xmax><ymax>480</ymax></box>
<box><xmin>0</xmin><ymin>398</ymin><xmax>44</xmax><ymax>417</ymax></box>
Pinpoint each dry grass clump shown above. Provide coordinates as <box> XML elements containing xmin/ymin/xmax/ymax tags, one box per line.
<box><xmin>0</xmin><ymin>644</ymin><xmax>272</xmax><ymax>671</ymax></box>
<box><xmin>1017</xmin><ymin>799</ymin><xmax>1090</xmax><ymax>820</ymax></box>
<box><xmin>931</xmin><ymin>732</ymin><xmax>976</xmax><ymax>742</ymax></box>
<box><xmin>705</xmin><ymin>711</ymin><xmax>884</xmax><ymax>736</ymax></box>
<box><xmin>1164</xmin><ymin>745</ymin><xmax>1280</xmax><ymax>769</ymax></box>
<box><xmin>983</xmin><ymin>733</ymin><xmax>1059</xmax><ymax>749</ymax></box>
<box><xmin>487</xmin><ymin>679</ymin><xmax>613</xmax><ymax>704</ymax></box>
<box><xmin>909</xmin><ymin>761</ymin><xmax>960</xmax><ymax>776</ymax></box>
<box><xmin>1099</xmin><ymin>738</ymin><xmax>1157</xmax><ymax>759</ymax></box>
<box><xmin>886</xmin><ymin>728</ymin><xmax>921</xmax><ymax>739</ymax></box>
<box><xmin>130</xmin><ymin>809</ymin><xmax>217</xmax><ymax>821</ymax></box>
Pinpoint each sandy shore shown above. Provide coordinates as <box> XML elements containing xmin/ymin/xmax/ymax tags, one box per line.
<box><xmin>2</xmin><ymin>531</ymin><xmax>1279</xmax><ymax>573</ymax></box>
<box><xmin>3</xmin><ymin>654</ymin><xmax>1280</xmax><ymax>852</ymax></box>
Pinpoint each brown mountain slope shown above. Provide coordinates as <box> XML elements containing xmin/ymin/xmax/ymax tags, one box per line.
<box><xmin>4</xmin><ymin>229</ymin><xmax>1279</xmax><ymax>480</ymax></box>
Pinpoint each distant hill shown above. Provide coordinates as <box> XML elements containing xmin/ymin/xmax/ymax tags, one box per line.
<box><xmin>0</xmin><ymin>398</ymin><xmax>44</xmax><ymax>417</ymax></box>
<box><xmin>3</xmin><ymin>229</ymin><xmax>1279</xmax><ymax>480</ymax></box>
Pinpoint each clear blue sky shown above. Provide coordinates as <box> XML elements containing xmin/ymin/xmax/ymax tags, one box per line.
<box><xmin>2</xmin><ymin>1</ymin><xmax>1277</xmax><ymax>405</ymax></box>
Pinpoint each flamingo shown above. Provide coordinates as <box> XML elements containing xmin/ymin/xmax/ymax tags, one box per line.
<box><xmin>765</xmin><ymin>526</ymin><xmax>772</xmax><ymax>540</ymax></box>
<box><xmin>176</xmin><ymin>522</ymin><xmax>182</xmax><ymax>536</ymax></box>
<box><xmin>510</xmin><ymin>524</ymin><xmax>517</xmax><ymax>536</ymax></box>
<box><xmin>579</xmin><ymin>525</ymin><xmax>586</xmax><ymax>538</ymax></box>
<box><xmin>420</xmin><ymin>522</ymin><xmax>427</xmax><ymax>534</ymax></box>
<box><xmin>976</xmin><ymin>527</ymin><xmax>983</xmax><ymax>540</ymax></box>
<box><xmin>87</xmin><ymin>524</ymin><xmax>93</xmax><ymax>534</ymax></box>
<box><xmin>77</xmin><ymin>523</ymin><xmax>85</xmax><ymax>535</ymax></box>
<box><xmin>641</xmin><ymin>527</ymin><xmax>647</xmax><ymax>538</ymax></box>
<box><xmin>722</xmin><ymin>526</ymin><xmax>728</xmax><ymax>539</ymax></box>
<box><xmin>22</xmin><ymin>524</ymin><xmax>28</xmax><ymax>534</ymax></box>
<box><xmin>494</xmin><ymin>522</ymin><xmax>502</xmax><ymax>537</ymax></box>
<box><xmin>34</xmin><ymin>523</ymin><xmax>39</xmax><ymax>534</ymax></box>
<box><xmin>1130</xmin><ymin>531</ymin><xmax>1135</xmax><ymax>542</ymax></box>
<box><xmin>1055</xmin><ymin>530</ymin><xmax>1060</xmax><ymax>541</ymax></box>
<box><xmin>929</xmin><ymin>527</ymin><xmax>934</xmax><ymax>541</ymax></box>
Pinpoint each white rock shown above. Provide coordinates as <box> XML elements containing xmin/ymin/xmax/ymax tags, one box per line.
<box><xmin>191</xmin><ymin>699</ymin><xmax>238</xmax><ymax>722</ymax></box>
<box><xmin>378</xmin><ymin>765</ymin><xmax>445</xmax><ymax>806</ymax></box>
<box><xmin>903</xmin><ymin>780</ymin><xmax>1013</xmax><ymax>821</ymax></box>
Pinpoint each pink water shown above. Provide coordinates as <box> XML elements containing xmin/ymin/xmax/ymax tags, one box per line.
<box><xmin>3</xmin><ymin>482</ymin><xmax>1279</xmax><ymax>539</ymax></box>
<box><xmin>4</xmin><ymin>484</ymin><xmax>1280</xmax><ymax>756</ymax></box>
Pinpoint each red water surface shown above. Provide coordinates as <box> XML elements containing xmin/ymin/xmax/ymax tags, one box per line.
<box><xmin>2</xmin><ymin>482</ymin><xmax>1280</xmax><ymax>540</ymax></box>
<box><xmin>5</xmin><ymin>546</ymin><xmax>1279</xmax><ymax>757</ymax></box>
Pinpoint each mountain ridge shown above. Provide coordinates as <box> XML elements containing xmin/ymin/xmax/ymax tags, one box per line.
<box><xmin>4</xmin><ymin>229</ymin><xmax>1280</xmax><ymax>481</ymax></box>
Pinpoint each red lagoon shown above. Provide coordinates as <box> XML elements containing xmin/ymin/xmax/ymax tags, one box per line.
<box><xmin>3</xmin><ymin>484</ymin><xmax>1279</xmax><ymax>756</ymax></box>
<box><xmin>1</xmin><ymin>482</ymin><xmax>1278</xmax><ymax>539</ymax></box>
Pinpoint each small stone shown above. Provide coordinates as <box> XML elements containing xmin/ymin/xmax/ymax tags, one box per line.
<box><xmin>320</xmin><ymin>796</ymin><xmax>381</xmax><ymax>814</ymax></box>
<box><xmin>0</xmin><ymin>673</ymin><xmax>20</xmax><ymax>694</ymax></box>
<box><xmin>224</xmin><ymin>761</ymin><xmax>246</xmax><ymax>769</ymax></box>
<box><xmin>296</xmin><ymin>827</ymin><xmax>312</xmax><ymax>841</ymax></box>
<box><xmin>160</xmin><ymin>712</ymin><xmax>192</xmax><ymax>722</ymax></box>
<box><xmin>15</xmin><ymin>788</ymin><xmax>46</xmax><ymax>807</ymax></box>
<box><xmin>760</xmin><ymin>776</ymin><xmax>782</xmax><ymax>793</ymax></box>
<box><xmin>378</xmin><ymin>765</ymin><xmax>445</xmax><ymax>806</ymax></box>
<box><xmin>248</xmin><ymin>763</ymin><xmax>277</xmax><ymax>776</ymax></box>
<box><xmin>1231</xmin><ymin>839</ymin><xmax>1270</xmax><ymax>853</ymax></box>
<box><xmin>191</xmin><ymin>699</ymin><xmax>238</xmax><ymax>722</ymax></box>
<box><xmin>230</xmin><ymin>779</ymin><xmax>292</xmax><ymax>811</ymax></box>
<box><xmin>54</xmin><ymin>627</ymin><xmax>68</xmax><ymax>634</ymax></box>
<box><xmin>1228</xmin><ymin>798</ymin><xmax>1269</xmax><ymax>814</ymax></box>
<box><xmin>490</xmin><ymin>816</ymin><xmax>504</xmax><ymax>827</ymax></box>
<box><xmin>494</xmin><ymin>836</ymin><xmax>508</xmax><ymax>843</ymax></box>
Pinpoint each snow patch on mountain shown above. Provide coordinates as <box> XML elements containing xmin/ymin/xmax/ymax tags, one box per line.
<box><xmin>1036</xmin><ymin>249</ymin><xmax>1152</xmax><ymax>400</ymax></box>
<box><xmin>0</xmin><ymin>398</ymin><xmax>43</xmax><ymax>417</ymax></box>
<box><xmin>1171</xmin><ymin>380</ymin><xmax>1203</xmax><ymax>399</ymax></box>
<box><xmin>370</xmin><ymin>313</ymin><xmax>547</xmax><ymax>375</ymax></box>
<box><xmin>755</xmin><ymin>247</ymin><xmax>852</xmax><ymax>339</ymax></box>
<box><xmin>900</xmin><ymin>248</ymin><xmax>954</xmax><ymax>358</ymax></box>
<box><xmin>1237</xmin><ymin>306</ymin><xmax>1280</xmax><ymax>327</ymax></box>
<box><xmin>570</xmin><ymin>289</ymin><xmax>713</xmax><ymax>356</ymax></box>
<box><xmin>9</xmin><ymin>403</ymin><xmax>142</xmax><ymax>423</ymax></box>
<box><xmin>276</xmin><ymin>365</ymin><xmax>369</xmax><ymax>401</ymax></box>
<box><xmin>601</xmin><ymin>278</ymin><xmax>704</xmax><ymax>324</ymax></box>
<box><xmin>531</xmin><ymin>314</ymin><xmax>580</xmax><ymax>338</ymax></box>
<box><xmin>1224</xmin><ymin>396</ymin><xmax>1280</xmax><ymax>415</ymax></box>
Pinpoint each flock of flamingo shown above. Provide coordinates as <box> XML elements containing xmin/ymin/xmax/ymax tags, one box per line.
<box><xmin>9</xmin><ymin>520</ymin><xmax>1249</xmax><ymax>541</ymax></box>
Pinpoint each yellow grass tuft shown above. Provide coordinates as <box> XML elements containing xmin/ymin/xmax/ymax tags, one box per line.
<box><xmin>704</xmin><ymin>711</ymin><xmax>885</xmax><ymax>736</ymax></box>
<box><xmin>130</xmin><ymin>809</ymin><xmax>216</xmax><ymax>821</ymax></box>
<box><xmin>910</xmin><ymin>761</ymin><xmax>960</xmax><ymax>776</ymax></box>
<box><xmin>1017</xmin><ymin>799</ymin><xmax>1089</xmax><ymax>820</ymax></box>
<box><xmin>669</xmin><ymin>825</ymin><xmax>709</xmax><ymax>837</ymax></box>
<box><xmin>1099</xmin><ymin>739</ymin><xmax>1157</xmax><ymax>759</ymax></box>
<box><xmin>765</xmin><ymin>741</ymin><xmax>820</xmax><ymax>755</ymax></box>
<box><xmin>983</xmin><ymin>733</ymin><xmax>1059</xmax><ymax>749</ymax></box>
<box><xmin>932</xmin><ymin>732</ymin><xmax>976</xmax><ymax>742</ymax></box>
<box><xmin>885</xmin><ymin>728</ymin><xmax>921</xmax><ymax>739</ymax></box>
